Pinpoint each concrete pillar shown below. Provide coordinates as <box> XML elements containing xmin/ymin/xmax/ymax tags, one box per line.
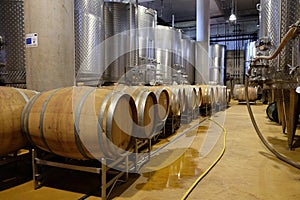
<box><xmin>24</xmin><ymin>0</ymin><xmax>75</xmax><ymax>91</ymax></box>
<box><xmin>195</xmin><ymin>0</ymin><xmax>210</xmax><ymax>84</ymax></box>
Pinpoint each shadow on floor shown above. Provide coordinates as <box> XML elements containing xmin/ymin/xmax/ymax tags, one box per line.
<box><xmin>38</xmin><ymin>163</ymin><xmax>140</xmax><ymax>199</ymax></box>
<box><xmin>0</xmin><ymin>153</ymin><xmax>32</xmax><ymax>191</ymax></box>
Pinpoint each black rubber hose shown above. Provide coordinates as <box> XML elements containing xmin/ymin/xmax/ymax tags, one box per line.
<box><xmin>245</xmin><ymin>73</ymin><xmax>300</xmax><ymax>169</ymax></box>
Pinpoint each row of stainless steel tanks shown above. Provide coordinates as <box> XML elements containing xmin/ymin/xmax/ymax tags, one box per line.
<box><xmin>75</xmin><ymin>0</ymin><xmax>197</xmax><ymax>86</ymax></box>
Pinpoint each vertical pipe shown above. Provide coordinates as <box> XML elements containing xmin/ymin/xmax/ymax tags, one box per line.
<box><xmin>129</xmin><ymin>0</ymin><xmax>133</xmax><ymax>69</ymax></box>
<box><xmin>195</xmin><ymin>0</ymin><xmax>210</xmax><ymax>84</ymax></box>
<box><xmin>135</xmin><ymin>0</ymin><xmax>139</xmax><ymax>66</ymax></box>
<box><xmin>172</xmin><ymin>14</ymin><xmax>175</xmax><ymax>28</ymax></box>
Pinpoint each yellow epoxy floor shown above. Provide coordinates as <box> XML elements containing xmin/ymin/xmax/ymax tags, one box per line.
<box><xmin>1</xmin><ymin>101</ymin><xmax>300</xmax><ymax>199</ymax></box>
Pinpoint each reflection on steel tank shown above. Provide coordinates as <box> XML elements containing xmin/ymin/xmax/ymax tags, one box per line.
<box><xmin>102</xmin><ymin>2</ymin><xmax>157</xmax><ymax>84</ymax></box>
<box><xmin>209</xmin><ymin>44</ymin><xmax>226</xmax><ymax>85</ymax></box>
<box><xmin>155</xmin><ymin>25</ymin><xmax>182</xmax><ymax>85</ymax></box>
<box><xmin>75</xmin><ymin>0</ymin><xmax>105</xmax><ymax>86</ymax></box>
<box><xmin>180</xmin><ymin>38</ymin><xmax>195</xmax><ymax>85</ymax></box>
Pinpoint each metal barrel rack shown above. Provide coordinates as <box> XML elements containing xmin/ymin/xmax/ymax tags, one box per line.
<box><xmin>32</xmin><ymin>149</ymin><xmax>130</xmax><ymax>200</ymax></box>
<box><xmin>0</xmin><ymin>149</ymin><xmax>32</xmax><ymax>190</ymax></box>
<box><xmin>181</xmin><ymin>110</ymin><xmax>193</xmax><ymax>124</ymax></box>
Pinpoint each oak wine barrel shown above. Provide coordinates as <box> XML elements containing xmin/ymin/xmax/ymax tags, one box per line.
<box><xmin>21</xmin><ymin>86</ymin><xmax>137</xmax><ymax>160</ymax></box>
<box><xmin>165</xmin><ymin>86</ymin><xmax>181</xmax><ymax>117</ymax></box>
<box><xmin>193</xmin><ymin>85</ymin><xmax>203</xmax><ymax>108</ymax></box>
<box><xmin>123</xmin><ymin>86</ymin><xmax>158</xmax><ymax>138</ymax></box>
<box><xmin>147</xmin><ymin>86</ymin><xmax>170</xmax><ymax>122</ymax></box>
<box><xmin>0</xmin><ymin>87</ymin><xmax>37</xmax><ymax>156</ymax></box>
<box><xmin>236</xmin><ymin>87</ymin><xmax>257</xmax><ymax>102</ymax></box>
<box><xmin>183</xmin><ymin>85</ymin><xmax>197</xmax><ymax>112</ymax></box>
<box><xmin>200</xmin><ymin>85</ymin><xmax>215</xmax><ymax>107</ymax></box>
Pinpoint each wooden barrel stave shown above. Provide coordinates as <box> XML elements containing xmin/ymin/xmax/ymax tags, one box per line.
<box><xmin>0</xmin><ymin>87</ymin><xmax>37</xmax><ymax>156</ymax></box>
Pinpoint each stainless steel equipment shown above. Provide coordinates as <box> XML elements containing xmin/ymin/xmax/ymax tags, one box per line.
<box><xmin>137</xmin><ymin>6</ymin><xmax>157</xmax><ymax>64</ymax></box>
<box><xmin>180</xmin><ymin>38</ymin><xmax>195</xmax><ymax>84</ymax></box>
<box><xmin>102</xmin><ymin>2</ymin><xmax>157</xmax><ymax>84</ymax></box>
<box><xmin>209</xmin><ymin>44</ymin><xmax>226</xmax><ymax>85</ymax></box>
<box><xmin>250</xmin><ymin>0</ymin><xmax>300</xmax><ymax>150</ymax></box>
<box><xmin>155</xmin><ymin>25</ymin><xmax>182</xmax><ymax>85</ymax></box>
<box><xmin>130</xmin><ymin>5</ymin><xmax>157</xmax><ymax>85</ymax></box>
<box><xmin>103</xmin><ymin>2</ymin><xmax>133</xmax><ymax>83</ymax></box>
<box><xmin>188</xmin><ymin>40</ymin><xmax>196</xmax><ymax>84</ymax></box>
<box><xmin>75</xmin><ymin>0</ymin><xmax>105</xmax><ymax>85</ymax></box>
<box><xmin>259</xmin><ymin>0</ymin><xmax>300</xmax><ymax>86</ymax></box>
<box><xmin>0</xmin><ymin>0</ymin><xmax>26</xmax><ymax>88</ymax></box>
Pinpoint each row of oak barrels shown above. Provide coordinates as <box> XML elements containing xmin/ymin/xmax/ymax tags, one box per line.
<box><xmin>0</xmin><ymin>85</ymin><xmax>227</xmax><ymax>160</ymax></box>
<box><xmin>232</xmin><ymin>84</ymin><xmax>258</xmax><ymax>102</ymax></box>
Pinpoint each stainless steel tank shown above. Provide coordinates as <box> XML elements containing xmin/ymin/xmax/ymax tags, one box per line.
<box><xmin>155</xmin><ymin>25</ymin><xmax>182</xmax><ymax>84</ymax></box>
<box><xmin>189</xmin><ymin>40</ymin><xmax>196</xmax><ymax>84</ymax></box>
<box><xmin>137</xmin><ymin>6</ymin><xmax>157</xmax><ymax>64</ymax></box>
<box><xmin>102</xmin><ymin>3</ymin><xmax>157</xmax><ymax>84</ymax></box>
<box><xmin>103</xmin><ymin>2</ymin><xmax>134</xmax><ymax>83</ymax></box>
<box><xmin>180</xmin><ymin>38</ymin><xmax>195</xmax><ymax>84</ymax></box>
<box><xmin>209</xmin><ymin>44</ymin><xmax>226</xmax><ymax>85</ymax></box>
<box><xmin>129</xmin><ymin>5</ymin><xmax>157</xmax><ymax>85</ymax></box>
<box><xmin>0</xmin><ymin>0</ymin><xmax>26</xmax><ymax>88</ymax></box>
<box><xmin>155</xmin><ymin>25</ymin><xmax>175</xmax><ymax>84</ymax></box>
<box><xmin>260</xmin><ymin>0</ymin><xmax>300</xmax><ymax>87</ymax></box>
<box><xmin>173</xmin><ymin>29</ymin><xmax>183</xmax><ymax>69</ymax></box>
<box><xmin>75</xmin><ymin>0</ymin><xmax>105</xmax><ymax>85</ymax></box>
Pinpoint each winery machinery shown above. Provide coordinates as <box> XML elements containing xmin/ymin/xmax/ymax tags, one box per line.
<box><xmin>246</xmin><ymin>0</ymin><xmax>300</xmax><ymax>151</ymax></box>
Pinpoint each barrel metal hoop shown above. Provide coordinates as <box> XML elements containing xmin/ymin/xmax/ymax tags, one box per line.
<box><xmin>186</xmin><ymin>87</ymin><xmax>193</xmax><ymax>110</ymax></box>
<box><xmin>21</xmin><ymin>93</ymin><xmax>42</xmax><ymax>145</ymax></box>
<box><xmin>159</xmin><ymin>88</ymin><xmax>170</xmax><ymax>122</ymax></box>
<box><xmin>98</xmin><ymin>91</ymin><xmax>115</xmax><ymax>158</ymax></box>
<box><xmin>106</xmin><ymin>92</ymin><xmax>129</xmax><ymax>157</ymax></box>
<box><xmin>74</xmin><ymin>87</ymin><xmax>96</xmax><ymax>160</ymax></box>
<box><xmin>135</xmin><ymin>88</ymin><xmax>148</xmax><ymax>106</ymax></box>
<box><xmin>179</xmin><ymin>87</ymin><xmax>186</xmax><ymax>112</ymax></box>
<box><xmin>198</xmin><ymin>87</ymin><xmax>203</xmax><ymax>106</ymax></box>
<box><xmin>39</xmin><ymin>89</ymin><xmax>60</xmax><ymax>154</ymax></box>
<box><xmin>140</xmin><ymin>91</ymin><xmax>157</xmax><ymax>136</ymax></box>
<box><xmin>138</xmin><ymin>91</ymin><xmax>150</xmax><ymax>126</ymax></box>
<box><xmin>14</xmin><ymin>88</ymin><xmax>30</xmax><ymax>103</ymax></box>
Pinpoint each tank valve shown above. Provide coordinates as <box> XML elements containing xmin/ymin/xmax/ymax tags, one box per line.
<box><xmin>288</xmin><ymin>64</ymin><xmax>299</xmax><ymax>75</ymax></box>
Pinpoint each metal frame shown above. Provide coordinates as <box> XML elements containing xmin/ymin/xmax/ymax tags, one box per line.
<box><xmin>134</xmin><ymin>138</ymin><xmax>151</xmax><ymax>172</ymax></box>
<box><xmin>0</xmin><ymin>149</ymin><xmax>31</xmax><ymax>166</ymax></box>
<box><xmin>0</xmin><ymin>149</ymin><xmax>32</xmax><ymax>190</ymax></box>
<box><xmin>32</xmin><ymin>149</ymin><xmax>129</xmax><ymax>200</ymax></box>
<box><xmin>133</xmin><ymin>121</ymin><xmax>168</xmax><ymax>172</ymax></box>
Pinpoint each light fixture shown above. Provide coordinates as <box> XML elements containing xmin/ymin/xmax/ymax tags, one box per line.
<box><xmin>229</xmin><ymin>13</ymin><xmax>237</xmax><ymax>22</ymax></box>
<box><xmin>229</xmin><ymin>0</ymin><xmax>237</xmax><ymax>23</ymax></box>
